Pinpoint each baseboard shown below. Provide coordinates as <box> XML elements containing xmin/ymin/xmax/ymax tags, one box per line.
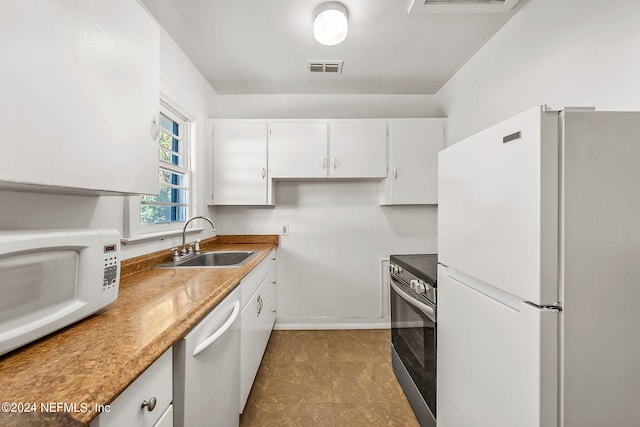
<box><xmin>274</xmin><ymin>317</ymin><xmax>390</xmax><ymax>330</ymax></box>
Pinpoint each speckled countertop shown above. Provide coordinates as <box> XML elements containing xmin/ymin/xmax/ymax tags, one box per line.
<box><xmin>0</xmin><ymin>235</ymin><xmax>278</xmax><ymax>426</ymax></box>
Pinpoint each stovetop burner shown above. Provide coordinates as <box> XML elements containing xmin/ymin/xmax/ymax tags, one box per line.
<box><xmin>390</xmin><ymin>254</ymin><xmax>437</xmax><ymax>286</ymax></box>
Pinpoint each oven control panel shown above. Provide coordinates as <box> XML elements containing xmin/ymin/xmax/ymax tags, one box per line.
<box><xmin>390</xmin><ymin>262</ymin><xmax>437</xmax><ymax>305</ymax></box>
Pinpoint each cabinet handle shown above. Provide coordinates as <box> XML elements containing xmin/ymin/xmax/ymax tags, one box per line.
<box><xmin>141</xmin><ymin>397</ymin><xmax>157</xmax><ymax>412</ymax></box>
<box><xmin>392</xmin><ymin>168</ymin><xmax>398</xmax><ymax>179</ymax></box>
<box><xmin>322</xmin><ymin>157</ymin><xmax>327</xmax><ymax>170</ymax></box>
<box><xmin>150</xmin><ymin>116</ymin><xmax>160</xmax><ymax>141</ymax></box>
<box><xmin>333</xmin><ymin>158</ymin><xmax>338</xmax><ymax>169</ymax></box>
<box><xmin>257</xmin><ymin>295</ymin><xmax>263</xmax><ymax>316</ymax></box>
<box><xmin>262</xmin><ymin>167</ymin><xmax>266</xmax><ymax>179</ymax></box>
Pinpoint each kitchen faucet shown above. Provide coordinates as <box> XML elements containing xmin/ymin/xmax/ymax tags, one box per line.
<box><xmin>181</xmin><ymin>216</ymin><xmax>216</xmax><ymax>255</ymax></box>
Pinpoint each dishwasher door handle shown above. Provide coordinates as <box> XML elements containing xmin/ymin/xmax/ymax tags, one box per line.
<box><xmin>193</xmin><ymin>300</ymin><xmax>240</xmax><ymax>357</ymax></box>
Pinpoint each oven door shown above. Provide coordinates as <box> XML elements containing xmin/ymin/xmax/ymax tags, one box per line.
<box><xmin>390</xmin><ymin>276</ymin><xmax>437</xmax><ymax>420</ymax></box>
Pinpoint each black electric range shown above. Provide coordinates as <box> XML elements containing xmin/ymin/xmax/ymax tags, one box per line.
<box><xmin>389</xmin><ymin>253</ymin><xmax>438</xmax><ymax>427</ymax></box>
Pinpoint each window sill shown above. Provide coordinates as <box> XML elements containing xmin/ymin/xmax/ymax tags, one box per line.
<box><xmin>121</xmin><ymin>227</ymin><xmax>211</xmax><ymax>245</ymax></box>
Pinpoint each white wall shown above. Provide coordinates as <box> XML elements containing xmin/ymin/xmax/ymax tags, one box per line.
<box><xmin>436</xmin><ymin>0</ymin><xmax>640</xmax><ymax>145</ymax></box>
<box><xmin>0</xmin><ymin>24</ymin><xmax>219</xmax><ymax>260</ymax></box>
<box><xmin>217</xmin><ymin>94</ymin><xmax>437</xmax><ymax>119</ymax></box>
<box><xmin>211</xmin><ymin>95</ymin><xmax>438</xmax><ymax>328</ymax></box>
<box><xmin>213</xmin><ymin>183</ymin><xmax>437</xmax><ymax>329</ymax></box>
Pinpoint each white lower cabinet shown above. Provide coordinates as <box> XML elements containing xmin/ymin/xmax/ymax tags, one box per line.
<box><xmin>94</xmin><ymin>251</ymin><xmax>278</xmax><ymax>427</ymax></box>
<box><xmin>173</xmin><ymin>287</ymin><xmax>241</xmax><ymax>427</ymax></box>
<box><xmin>90</xmin><ymin>349</ymin><xmax>173</xmax><ymax>427</ymax></box>
<box><xmin>239</xmin><ymin>249</ymin><xmax>278</xmax><ymax>412</ymax></box>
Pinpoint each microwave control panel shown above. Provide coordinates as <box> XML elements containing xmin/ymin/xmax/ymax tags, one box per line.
<box><xmin>103</xmin><ymin>243</ymin><xmax>119</xmax><ymax>291</ymax></box>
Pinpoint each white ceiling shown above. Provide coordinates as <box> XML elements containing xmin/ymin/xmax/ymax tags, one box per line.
<box><xmin>140</xmin><ymin>0</ymin><xmax>526</xmax><ymax>95</ymax></box>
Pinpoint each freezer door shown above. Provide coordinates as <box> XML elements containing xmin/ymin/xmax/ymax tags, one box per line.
<box><xmin>437</xmin><ymin>266</ymin><xmax>558</xmax><ymax>427</ymax></box>
<box><xmin>438</xmin><ymin>106</ymin><xmax>558</xmax><ymax>305</ymax></box>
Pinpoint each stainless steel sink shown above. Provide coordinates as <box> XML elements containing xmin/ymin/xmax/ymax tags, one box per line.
<box><xmin>156</xmin><ymin>250</ymin><xmax>257</xmax><ymax>269</ymax></box>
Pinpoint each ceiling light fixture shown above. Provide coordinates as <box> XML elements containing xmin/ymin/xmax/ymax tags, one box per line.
<box><xmin>313</xmin><ymin>2</ymin><xmax>348</xmax><ymax>46</ymax></box>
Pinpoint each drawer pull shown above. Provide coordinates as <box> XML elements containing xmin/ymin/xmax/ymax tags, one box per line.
<box><xmin>257</xmin><ymin>295</ymin><xmax>264</xmax><ymax>316</ymax></box>
<box><xmin>141</xmin><ymin>396</ymin><xmax>157</xmax><ymax>412</ymax></box>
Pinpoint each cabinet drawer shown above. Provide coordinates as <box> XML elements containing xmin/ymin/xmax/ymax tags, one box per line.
<box><xmin>240</xmin><ymin>249</ymin><xmax>276</xmax><ymax>309</ymax></box>
<box><xmin>91</xmin><ymin>348</ymin><xmax>172</xmax><ymax>427</ymax></box>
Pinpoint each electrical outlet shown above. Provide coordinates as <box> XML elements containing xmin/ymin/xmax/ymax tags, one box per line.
<box><xmin>281</xmin><ymin>224</ymin><xmax>289</xmax><ymax>236</ymax></box>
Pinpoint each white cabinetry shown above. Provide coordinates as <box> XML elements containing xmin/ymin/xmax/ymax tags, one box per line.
<box><xmin>268</xmin><ymin>121</ymin><xmax>387</xmax><ymax>179</ymax></box>
<box><xmin>239</xmin><ymin>249</ymin><xmax>277</xmax><ymax>412</ymax></box>
<box><xmin>90</xmin><ymin>349</ymin><xmax>173</xmax><ymax>427</ymax></box>
<box><xmin>173</xmin><ymin>287</ymin><xmax>241</xmax><ymax>427</ymax></box>
<box><xmin>0</xmin><ymin>0</ymin><xmax>159</xmax><ymax>195</ymax></box>
<box><xmin>328</xmin><ymin>121</ymin><xmax>387</xmax><ymax>178</ymax></box>
<box><xmin>210</xmin><ymin>121</ymin><xmax>272</xmax><ymax>205</ymax></box>
<box><xmin>269</xmin><ymin>123</ymin><xmax>328</xmax><ymax>178</ymax></box>
<box><xmin>380</xmin><ymin>119</ymin><xmax>445</xmax><ymax>205</ymax></box>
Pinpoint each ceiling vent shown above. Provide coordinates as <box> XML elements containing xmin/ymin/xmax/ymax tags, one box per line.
<box><xmin>307</xmin><ymin>60</ymin><xmax>344</xmax><ymax>74</ymax></box>
<box><xmin>408</xmin><ymin>0</ymin><xmax>521</xmax><ymax>14</ymax></box>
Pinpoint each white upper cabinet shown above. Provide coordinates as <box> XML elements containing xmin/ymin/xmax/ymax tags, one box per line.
<box><xmin>210</xmin><ymin>121</ymin><xmax>272</xmax><ymax>205</ymax></box>
<box><xmin>268</xmin><ymin>121</ymin><xmax>387</xmax><ymax>179</ymax></box>
<box><xmin>380</xmin><ymin>119</ymin><xmax>445</xmax><ymax>205</ymax></box>
<box><xmin>328</xmin><ymin>121</ymin><xmax>387</xmax><ymax>178</ymax></box>
<box><xmin>269</xmin><ymin>123</ymin><xmax>328</xmax><ymax>178</ymax></box>
<box><xmin>0</xmin><ymin>0</ymin><xmax>159</xmax><ymax>195</ymax></box>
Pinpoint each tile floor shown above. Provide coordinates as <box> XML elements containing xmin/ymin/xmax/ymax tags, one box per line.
<box><xmin>240</xmin><ymin>329</ymin><xmax>420</xmax><ymax>427</ymax></box>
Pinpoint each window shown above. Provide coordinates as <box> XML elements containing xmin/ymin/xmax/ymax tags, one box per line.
<box><xmin>140</xmin><ymin>105</ymin><xmax>191</xmax><ymax>226</ymax></box>
<box><xmin>122</xmin><ymin>90</ymin><xmax>200</xmax><ymax>243</ymax></box>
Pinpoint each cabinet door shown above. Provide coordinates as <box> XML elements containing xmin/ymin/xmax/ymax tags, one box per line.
<box><xmin>269</xmin><ymin>123</ymin><xmax>328</xmax><ymax>178</ymax></box>
<box><xmin>382</xmin><ymin>120</ymin><xmax>444</xmax><ymax>205</ymax></box>
<box><xmin>329</xmin><ymin>121</ymin><xmax>387</xmax><ymax>178</ymax></box>
<box><xmin>212</xmin><ymin>121</ymin><xmax>269</xmax><ymax>205</ymax></box>
<box><xmin>0</xmin><ymin>0</ymin><xmax>159</xmax><ymax>195</ymax></box>
<box><xmin>240</xmin><ymin>266</ymin><xmax>277</xmax><ymax>412</ymax></box>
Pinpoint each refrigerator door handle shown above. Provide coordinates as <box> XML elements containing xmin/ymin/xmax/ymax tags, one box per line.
<box><xmin>523</xmin><ymin>301</ymin><xmax>563</xmax><ymax>311</ymax></box>
<box><xmin>390</xmin><ymin>278</ymin><xmax>436</xmax><ymax>322</ymax></box>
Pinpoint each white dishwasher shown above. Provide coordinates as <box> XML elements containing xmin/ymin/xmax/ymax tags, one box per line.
<box><xmin>173</xmin><ymin>287</ymin><xmax>240</xmax><ymax>427</ymax></box>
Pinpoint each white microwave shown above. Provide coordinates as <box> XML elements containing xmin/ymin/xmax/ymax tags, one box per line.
<box><xmin>0</xmin><ymin>229</ymin><xmax>120</xmax><ymax>356</ymax></box>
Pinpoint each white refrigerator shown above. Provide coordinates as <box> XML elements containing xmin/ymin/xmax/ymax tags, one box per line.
<box><xmin>437</xmin><ymin>106</ymin><xmax>640</xmax><ymax>427</ymax></box>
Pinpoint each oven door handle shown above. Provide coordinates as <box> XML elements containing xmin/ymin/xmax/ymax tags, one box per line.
<box><xmin>390</xmin><ymin>278</ymin><xmax>436</xmax><ymax>322</ymax></box>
